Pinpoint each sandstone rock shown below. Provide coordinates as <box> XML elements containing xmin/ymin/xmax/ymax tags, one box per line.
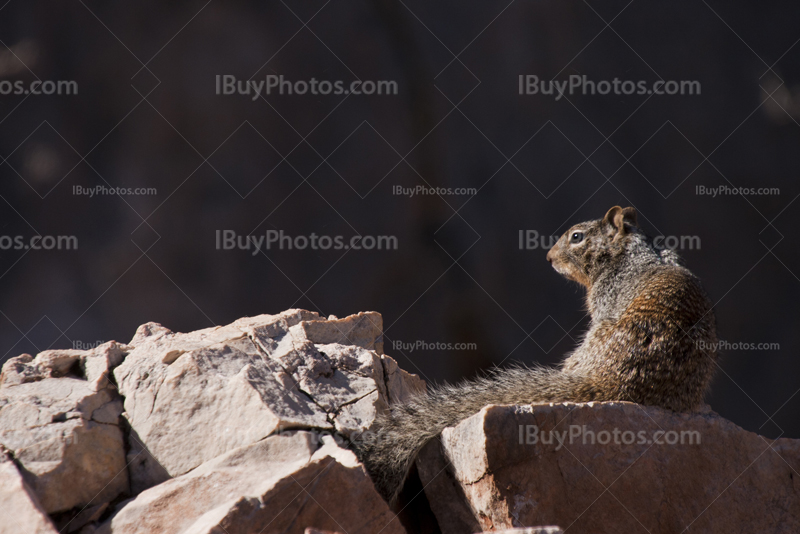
<box><xmin>0</xmin><ymin>342</ymin><xmax>128</xmax><ymax>513</ymax></box>
<box><xmin>97</xmin><ymin>431</ymin><xmax>405</xmax><ymax>534</ymax></box>
<box><xmin>114</xmin><ymin>309</ymin><xmax>423</xmax><ymax>492</ymax></box>
<box><xmin>0</xmin><ymin>447</ymin><xmax>58</xmax><ymax>534</ymax></box>
<box><xmin>423</xmin><ymin>402</ymin><xmax>800</xmax><ymax>533</ymax></box>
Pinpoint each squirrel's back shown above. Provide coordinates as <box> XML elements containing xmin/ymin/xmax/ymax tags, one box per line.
<box><xmin>568</xmin><ymin>264</ymin><xmax>716</xmax><ymax>412</ymax></box>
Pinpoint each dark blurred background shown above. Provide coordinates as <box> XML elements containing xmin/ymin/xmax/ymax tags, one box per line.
<box><xmin>0</xmin><ymin>0</ymin><xmax>798</xmax><ymax>438</ymax></box>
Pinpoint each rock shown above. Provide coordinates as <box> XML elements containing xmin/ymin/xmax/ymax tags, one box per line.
<box><xmin>416</xmin><ymin>438</ymin><xmax>481</xmax><ymax>534</ymax></box>
<box><xmin>423</xmin><ymin>402</ymin><xmax>800</xmax><ymax>533</ymax></box>
<box><xmin>380</xmin><ymin>354</ymin><xmax>426</xmax><ymax>405</ymax></box>
<box><xmin>12</xmin><ymin>308</ymin><xmax>800</xmax><ymax>534</ymax></box>
<box><xmin>56</xmin><ymin>503</ymin><xmax>110</xmax><ymax>534</ymax></box>
<box><xmin>114</xmin><ymin>309</ymin><xmax>423</xmax><ymax>492</ymax></box>
<box><xmin>0</xmin><ymin>446</ymin><xmax>58</xmax><ymax>534</ymax></box>
<box><xmin>290</xmin><ymin>312</ymin><xmax>384</xmax><ymax>354</ymax></box>
<box><xmin>0</xmin><ymin>341</ymin><xmax>125</xmax><ymax>389</ymax></box>
<box><xmin>97</xmin><ymin>431</ymin><xmax>405</xmax><ymax>534</ymax></box>
<box><xmin>0</xmin><ymin>342</ymin><xmax>128</xmax><ymax>513</ymax></box>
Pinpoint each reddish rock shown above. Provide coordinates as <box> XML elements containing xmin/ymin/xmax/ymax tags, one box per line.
<box><xmin>421</xmin><ymin>402</ymin><xmax>800</xmax><ymax>533</ymax></box>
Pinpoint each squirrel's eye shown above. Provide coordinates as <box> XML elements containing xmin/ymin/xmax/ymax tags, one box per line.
<box><xmin>570</xmin><ymin>232</ymin><xmax>585</xmax><ymax>244</ymax></box>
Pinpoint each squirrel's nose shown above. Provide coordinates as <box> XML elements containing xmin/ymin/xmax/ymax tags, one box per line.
<box><xmin>546</xmin><ymin>249</ymin><xmax>553</xmax><ymax>263</ymax></box>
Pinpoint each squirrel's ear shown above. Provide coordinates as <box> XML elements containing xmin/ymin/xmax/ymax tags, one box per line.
<box><xmin>603</xmin><ymin>206</ymin><xmax>638</xmax><ymax>234</ymax></box>
<box><xmin>616</xmin><ymin>207</ymin><xmax>638</xmax><ymax>228</ymax></box>
<box><xmin>603</xmin><ymin>206</ymin><xmax>622</xmax><ymax>226</ymax></box>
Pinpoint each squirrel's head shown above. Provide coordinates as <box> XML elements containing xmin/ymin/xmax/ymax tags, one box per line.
<box><xmin>546</xmin><ymin>206</ymin><xmax>640</xmax><ymax>288</ymax></box>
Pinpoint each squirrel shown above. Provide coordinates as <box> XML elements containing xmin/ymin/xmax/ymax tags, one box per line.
<box><xmin>354</xmin><ymin>206</ymin><xmax>718</xmax><ymax>504</ymax></box>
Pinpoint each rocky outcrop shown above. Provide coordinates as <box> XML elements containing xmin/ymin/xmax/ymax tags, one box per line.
<box><xmin>0</xmin><ymin>309</ymin><xmax>422</xmax><ymax>534</ymax></box>
<box><xmin>113</xmin><ymin>309</ymin><xmax>422</xmax><ymax>493</ymax></box>
<box><xmin>417</xmin><ymin>402</ymin><xmax>800</xmax><ymax>534</ymax></box>
<box><xmin>0</xmin><ymin>342</ymin><xmax>128</xmax><ymax>514</ymax></box>
<box><xmin>3</xmin><ymin>308</ymin><xmax>800</xmax><ymax>534</ymax></box>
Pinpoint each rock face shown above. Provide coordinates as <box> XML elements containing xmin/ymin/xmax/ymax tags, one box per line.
<box><xmin>0</xmin><ymin>447</ymin><xmax>58</xmax><ymax>534</ymax></box>
<box><xmin>418</xmin><ymin>402</ymin><xmax>800</xmax><ymax>534</ymax></box>
<box><xmin>97</xmin><ymin>432</ymin><xmax>404</xmax><ymax>534</ymax></box>
<box><xmin>0</xmin><ymin>342</ymin><xmax>128</xmax><ymax>514</ymax></box>
<box><xmin>113</xmin><ymin>309</ymin><xmax>423</xmax><ymax>493</ymax></box>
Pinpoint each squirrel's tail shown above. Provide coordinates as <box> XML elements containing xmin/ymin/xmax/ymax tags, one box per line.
<box><xmin>354</xmin><ymin>365</ymin><xmax>597</xmax><ymax>504</ymax></box>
